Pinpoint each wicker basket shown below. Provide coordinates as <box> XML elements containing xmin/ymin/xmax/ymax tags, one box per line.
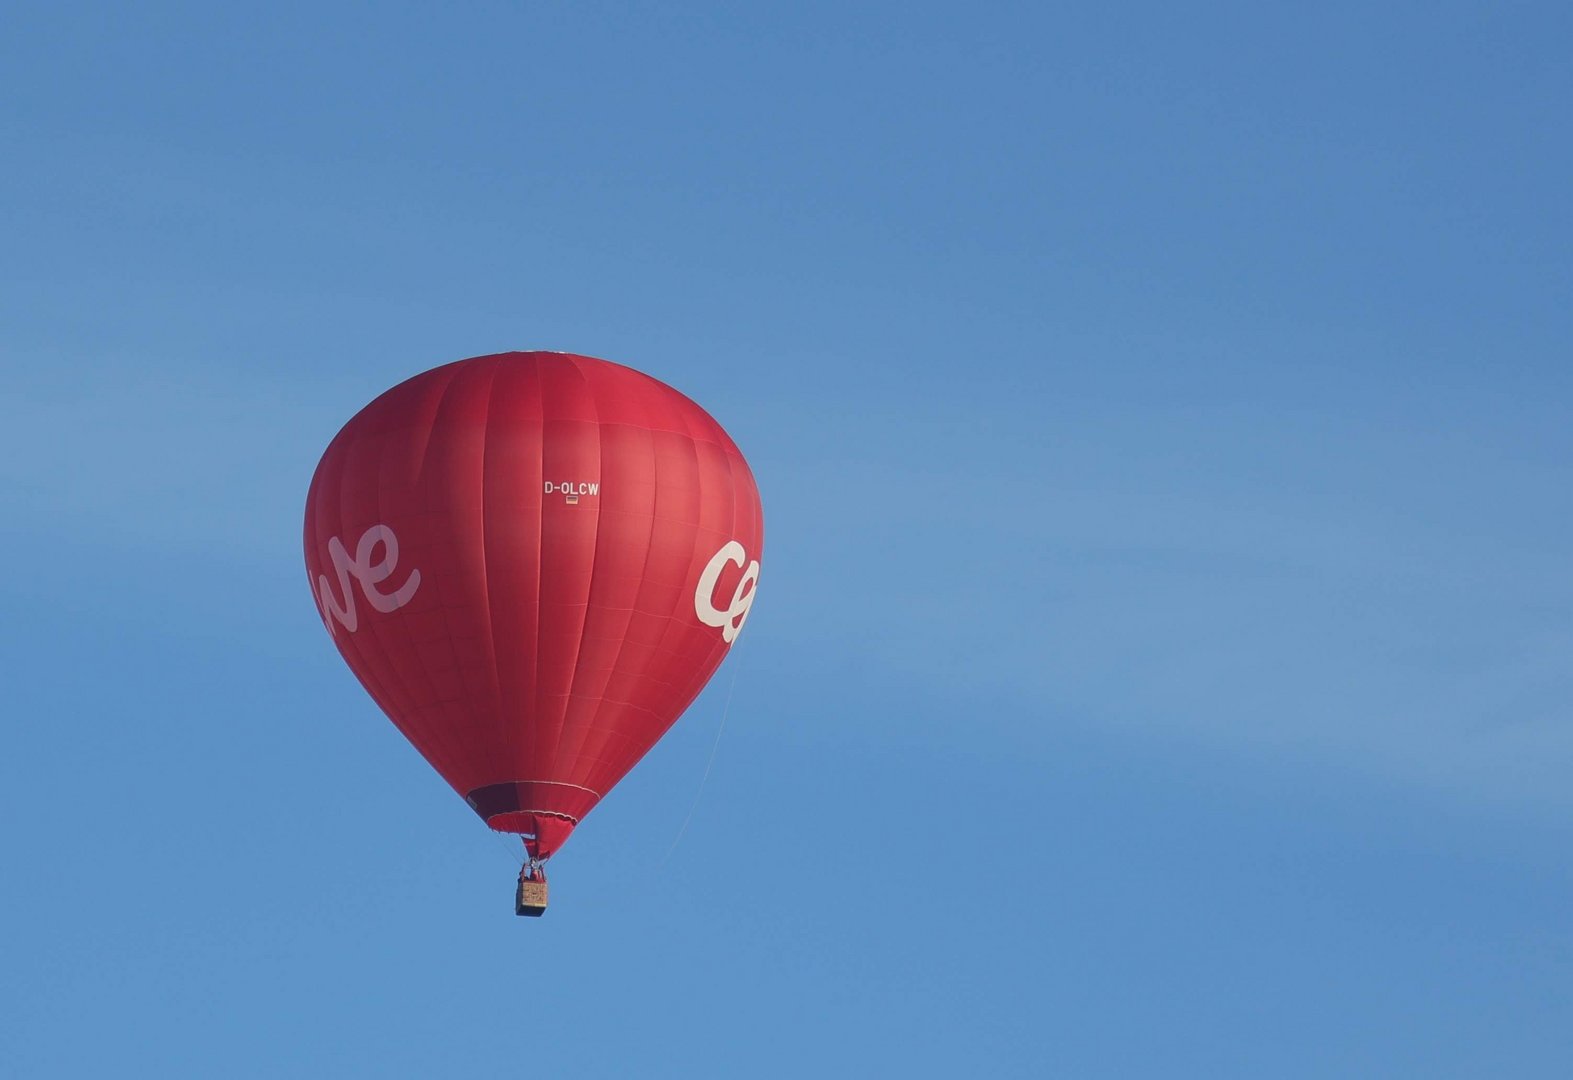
<box><xmin>516</xmin><ymin>877</ymin><xmax>549</xmax><ymax>917</ymax></box>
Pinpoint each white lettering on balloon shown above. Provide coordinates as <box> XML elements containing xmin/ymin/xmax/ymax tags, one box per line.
<box><xmin>543</xmin><ymin>481</ymin><xmax>600</xmax><ymax>496</ymax></box>
<box><xmin>694</xmin><ymin>541</ymin><xmax>759</xmax><ymax>645</ymax></box>
<box><xmin>316</xmin><ymin>524</ymin><xmax>422</xmax><ymax>636</ymax></box>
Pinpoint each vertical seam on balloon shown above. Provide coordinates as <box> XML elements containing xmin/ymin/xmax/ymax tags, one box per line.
<box><xmin>407</xmin><ymin>364</ymin><xmax>471</xmax><ymax>781</ymax></box>
<box><xmin>551</xmin><ymin>354</ymin><xmax>606</xmax><ymax>777</ymax></box>
<box><xmin>571</xmin><ymin>375</ymin><xmax>681</xmax><ymax>783</ymax></box>
<box><xmin>574</xmin><ymin>417</ymin><xmax>662</xmax><ymax>787</ymax></box>
<box><xmin>493</xmin><ymin>356</ymin><xmax>544</xmax><ymax>786</ymax></box>
<box><xmin>312</xmin><ymin>438</ymin><xmax>410</xmax><ymax>734</ymax></box>
<box><xmin>580</xmin><ymin>396</ymin><xmax>705</xmax><ymax>790</ymax></box>
<box><xmin>649</xmin><ymin>421</ymin><xmax>709</xmax><ymax>768</ymax></box>
<box><xmin>657</xmin><ymin>403</ymin><xmax>732</xmax><ymax>757</ymax></box>
<box><xmin>388</xmin><ymin>375</ymin><xmax>442</xmax><ymax>766</ymax></box>
<box><xmin>479</xmin><ymin>358</ymin><xmax>512</xmax><ymax>761</ymax></box>
<box><xmin>347</xmin><ymin>410</ymin><xmax>426</xmax><ymax>759</ymax></box>
<box><xmin>690</xmin><ymin>405</ymin><xmax>752</xmax><ymax>707</ymax></box>
<box><xmin>528</xmin><ymin>358</ymin><xmax>549</xmax><ymax>780</ymax></box>
<box><xmin>675</xmin><ymin>439</ymin><xmax>750</xmax><ymax>724</ymax></box>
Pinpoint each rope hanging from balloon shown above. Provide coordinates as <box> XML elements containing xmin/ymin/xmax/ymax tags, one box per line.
<box><xmin>659</xmin><ymin>641</ymin><xmax>747</xmax><ymax>869</ymax></box>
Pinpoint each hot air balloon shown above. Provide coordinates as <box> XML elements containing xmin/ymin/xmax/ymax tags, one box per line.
<box><xmin>303</xmin><ymin>351</ymin><xmax>763</xmax><ymax>915</ymax></box>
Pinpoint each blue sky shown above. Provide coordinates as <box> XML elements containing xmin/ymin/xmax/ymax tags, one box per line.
<box><xmin>3</xmin><ymin>3</ymin><xmax>1571</xmax><ymax>1076</ymax></box>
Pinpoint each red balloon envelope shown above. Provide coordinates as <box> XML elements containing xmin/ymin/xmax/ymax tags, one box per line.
<box><xmin>304</xmin><ymin>351</ymin><xmax>763</xmax><ymax>871</ymax></box>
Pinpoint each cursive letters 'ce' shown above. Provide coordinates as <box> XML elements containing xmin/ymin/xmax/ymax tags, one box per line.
<box><xmin>694</xmin><ymin>541</ymin><xmax>759</xmax><ymax>645</ymax></box>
